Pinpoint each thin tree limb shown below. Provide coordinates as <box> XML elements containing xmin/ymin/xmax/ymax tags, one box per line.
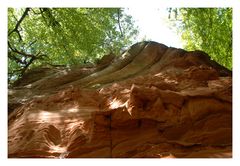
<box><xmin>117</xmin><ymin>9</ymin><xmax>123</xmax><ymax>37</ymax></box>
<box><xmin>8</xmin><ymin>41</ymin><xmax>46</xmax><ymax>59</ymax></box>
<box><xmin>26</xmin><ymin>40</ymin><xmax>37</xmax><ymax>49</ymax></box>
<box><xmin>8</xmin><ymin>8</ymin><xmax>30</xmax><ymax>40</ymax></box>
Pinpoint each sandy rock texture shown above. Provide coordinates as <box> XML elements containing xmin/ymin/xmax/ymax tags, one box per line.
<box><xmin>8</xmin><ymin>41</ymin><xmax>232</xmax><ymax>158</ymax></box>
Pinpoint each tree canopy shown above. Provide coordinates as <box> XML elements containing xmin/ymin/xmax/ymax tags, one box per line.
<box><xmin>8</xmin><ymin>8</ymin><xmax>138</xmax><ymax>84</ymax></box>
<box><xmin>168</xmin><ymin>8</ymin><xmax>232</xmax><ymax>70</ymax></box>
<box><xmin>8</xmin><ymin>8</ymin><xmax>232</xmax><ymax>86</ymax></box>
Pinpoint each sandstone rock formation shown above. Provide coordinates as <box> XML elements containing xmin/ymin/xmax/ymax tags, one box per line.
<box><xmin>8</xmin><ymin>41</ymin><xmax>232</xmax><ymax>158</ymax></box>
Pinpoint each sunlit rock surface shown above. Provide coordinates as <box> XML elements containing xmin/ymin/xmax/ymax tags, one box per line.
<box><xmin>8</xmin><ymin>41</ymin><xmax>232</xmax><ymax>158</ymax></box>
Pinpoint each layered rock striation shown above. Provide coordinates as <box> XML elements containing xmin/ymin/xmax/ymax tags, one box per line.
<box><xmin>8</xmin><ymin>41</ymin><xmax>232</xmax><ymax>158</ymax></box>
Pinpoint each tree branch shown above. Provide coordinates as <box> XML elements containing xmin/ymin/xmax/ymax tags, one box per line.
<box><xmin>8</xmin><ymin>41</ymin><xmax>46</xmax><ymax>59</ymax></box>
<box><xmin>40</xmin><ymin>8</ymin><xmax>61</xmax><ymax>28</ymax></box>
<box><xmin>8</xmin><ymin>8</ymin><xmax>30</xmax><ymax>40</ymax></box>
<box><xmin>117</xmin><ymin>9</ymin><xmax>123</xmax><ymax>37</ymax></box>
<box><xmin>20</xmin><ymin>56</ymin><xmax>36</xmax><ymax>75</ymax></box>
<box><xmin>8</xmin><ymin>40</ymin><xmax>47</xmax><ymax>76</ymax></box>
<box><xmin>8</xmin><ymin>51</ymin><xmax>25</xmax><ymax>65</ymax></box>
<box><xmin>31</xmin><ymin>8</ymin><xmax>44</xmax><ymax>15</ymax></box>
<box><xmin>26</xmin><ymin>40</ymin><xmax>37</xmax><ymax>49</ymax></box>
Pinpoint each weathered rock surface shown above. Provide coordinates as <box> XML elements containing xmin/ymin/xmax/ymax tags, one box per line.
<box><xmin>8</xmin><ymin>41</ymin><xmax>232</xmax><ymax>158</ymax></box>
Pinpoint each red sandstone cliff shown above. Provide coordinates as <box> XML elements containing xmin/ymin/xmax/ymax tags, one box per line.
<box><xmin>8</xmin><ymin>41</ymin><xmax>232</xmax><ymax>158</ymax></box>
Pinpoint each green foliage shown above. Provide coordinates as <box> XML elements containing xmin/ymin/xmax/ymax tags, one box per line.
<box><xmin>168</xmin><ymin>8</ymin><xmax>232</xmax><ymax>70</ymax></box>
<box><xmin>8</xmin><ymin>8</ymin><xmax>139</xmax><ymax>84</ymax></box>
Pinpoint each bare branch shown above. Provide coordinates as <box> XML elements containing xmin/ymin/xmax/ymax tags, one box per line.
<box><xmin>8</xmin><ymin>51</ymin><xmax>25</xmax><ymax>65</ymax></box>
<box><xmin>8</xmin><ymin>41</ymin><xmax>16</xmax><ymax>52</ymax></box>
<box><xmin>31</xmin><ymin>8</ymin><xmax>44</xmax><ymax>15</ymax></box>
<box><xmin>8</xmin><ymin>8</ymin><xmax>30</xmax><ymax>40</ymax></box>
<box><xmin>117</xmin><ymin>9</ymin><xmax>123</xmax><ymax>37</ymax></box>
<box><xmin>8</xmin><ymin>40</ymin><xmax>47</xmax><ymax>76</ymax></box>
<box><xmin>26</xmin><ymin>40</ymin><xmax>37</xmax><ymax>49</ymax></box>
<box><xmin>8</xmin><ymin>41</ymin><xmax>46</xmax><ymax>59</ymax></box>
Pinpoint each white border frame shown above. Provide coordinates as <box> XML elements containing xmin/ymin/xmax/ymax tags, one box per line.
<box><xmin>1</xmin><ymin>0</ymin><xmax>239</xmax><ymax>165</ymax></box>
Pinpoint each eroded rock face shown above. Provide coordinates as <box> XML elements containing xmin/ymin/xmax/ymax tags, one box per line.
<box><xmin>8</xmin><ymin>41</ymin><xmax>232</xmax><ymax>158</ymax></box>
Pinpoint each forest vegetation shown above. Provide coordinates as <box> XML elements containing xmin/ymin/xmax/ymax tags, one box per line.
<box><xmin>8</xmin><ymin>8</ymin><xmax>232</xmax><ymax>86</ymax></box>
<box><xmin>8</xmin><ymin>8</ymin><xmax>139</xmax><ymax>84</ymax></box>
<box><xmin>168</xmin><ymin>8</ymin><xmax>232</xmax><ymax>69</ymax></box>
